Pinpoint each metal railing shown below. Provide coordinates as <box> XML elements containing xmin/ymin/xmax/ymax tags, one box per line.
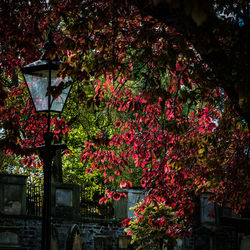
<box><xmin>26</xmin><ymin>183</ymin><xmax>114</xmax><ymax>219</ymax></box>
<box><xmin>80</xmin><ymin>185</ymin><xmax>114</xmax><ymax>219</ymax></box>
<box><xmin>26</xmin><ymin>183</ymin><xmax>43</xmax><ymax>216</ymax></box>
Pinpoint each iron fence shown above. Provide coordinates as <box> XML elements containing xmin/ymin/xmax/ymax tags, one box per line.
<box><xmin>80</xmin><ymin>185</ymin><xmax>114</xmax><ymax>219</ymax></box>
<box><xmin>26</xmin><ymin>183</ymin><xmax>43</xmax><ymax>216</ymax></box>
<box><xmin>26</xmin><ymin>183</ymin><xmax>114</xmax><ymax>219</ymax></box>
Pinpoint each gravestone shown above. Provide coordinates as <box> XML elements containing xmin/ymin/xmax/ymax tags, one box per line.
<box><xmin>94</xmin><ymin>235</ymin><xmax>112</xmax><ymax>250</ymax></box>
<box><xmin>240</xmin><ymin>236</ymin><xmax>250</xmax><ymax>250</ymax></box>
<box><xmin>51</xmin><ymin>225</ymin><xmax>59</xmax><ymax>250</ymax></box>
<box><xmin>118</xmin><ymin>236</ymin><xmax>131</xmax><ymax>249</ymax></box>
<box><xmin>0</xmin><ymin>226</ymin><xmax>21</xmax><ymax>249</ymax></box>
<box><xmin>66</xmin><ymin>225</ymin><xmax>82</xmax><ymax>250</ymax></box>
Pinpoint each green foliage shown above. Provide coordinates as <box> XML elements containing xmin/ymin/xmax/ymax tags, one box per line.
<box><xmin>0</xmin><ymin>152</ymin><xmax>20</xmax><ymax>173</ymax></box>
<box><xmin>125</xmin><ymin>202</ymin><xmax>186</xmax><ymax>250</ymax></box>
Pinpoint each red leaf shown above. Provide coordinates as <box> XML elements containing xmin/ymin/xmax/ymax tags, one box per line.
<box><xmin>120</xmin><ymin>180</ymin><xmax>127</xmax><ymax>188</ymax></box>
<box><xmin>99</xmin><ymin>197</ymin><xmax>108</xmax><ymax>204</ymax></box>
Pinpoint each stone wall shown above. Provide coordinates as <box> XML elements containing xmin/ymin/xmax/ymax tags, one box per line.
<box><xmin>0</xmin><ymin>215</ymin><xmax>41</xmax><ymax>250</ymax></box>
<box><xmin>0</xmin><ymin>215</ymin><xmax>127</xmax><ymax>250</ymax></box>
<box><xmin>53</xmin><ymin>218</ymin><xmax>126</xmax><ymax>250</ymax></box>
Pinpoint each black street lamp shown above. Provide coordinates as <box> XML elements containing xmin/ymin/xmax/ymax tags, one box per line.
<box><xmin>21</xmin><ymin>32</ymin><xmax>72</xmax><ymax>250</ymax></box>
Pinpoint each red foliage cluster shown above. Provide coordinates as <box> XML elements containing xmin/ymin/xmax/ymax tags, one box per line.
<box><xmin>0</xmin><ymin>84</ymin><xmax>70</xmax><ymax>168</ymax></box>
<box><xmin>0</xmin><ymin>0</ymin><xmax>249</xmax><ymax>236</ymax></box>
<box><xmin>81</xmin><ymin>78</ymin><xmax>249</xmax><ymax>233</ymax></box>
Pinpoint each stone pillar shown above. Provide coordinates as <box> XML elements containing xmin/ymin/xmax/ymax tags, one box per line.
<box><xmin>51</xmin><ymin>183</ymin><xmax>80</xmax><ymax>218</ymax></box>
<box><xmin>0</xmin><ymin>174</ymin><xmax>27</xmax><ymax>215</ymax></box>
<box><xmin>114</xmin><ymin>188</ymin><xmax>146</xmax><ymax>220</ymax></box>
<box><xmin>114</xmin><ymin>190</ymin><xmax>128</xmax><ymax>220</ymax></box>
<box><xmin>200</xmin><ymin>193</ymin><xmax>216</xmax><ymax>224</ymax></box>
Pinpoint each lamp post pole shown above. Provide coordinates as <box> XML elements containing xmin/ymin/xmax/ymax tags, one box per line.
<box><xmin>41</xmin><ymin>131</ymin><xmax>52</xmax><ymax>250</ymax></box>
<box><xmin>41</xmin><ymin>60</ymin><xmax>52</xmax><ymax>250</ymax></box>
<box><xmin>21</xmin><ymin>32</ymin><xmax>72</xmax><ymax>250</ymax></box>
<box><xmin>39</xmin><ymin>127</ymin><xmax>67</xmax><ymax>250</ymax></box>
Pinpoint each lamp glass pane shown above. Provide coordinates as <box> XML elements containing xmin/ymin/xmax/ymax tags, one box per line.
<box><xmin>24</xmin><ymin>70</ymin><xmax>71</xmax><ymax>112</ymax></box>
<box><xmin>50</xmin><ymin>71</ymin><xmax>71</xmax><ymax>112</ymax></box>
<box><xmin>24</xmin><ymin>70</ymin><xmax>49</xmax><ymax>111</ymax></box>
